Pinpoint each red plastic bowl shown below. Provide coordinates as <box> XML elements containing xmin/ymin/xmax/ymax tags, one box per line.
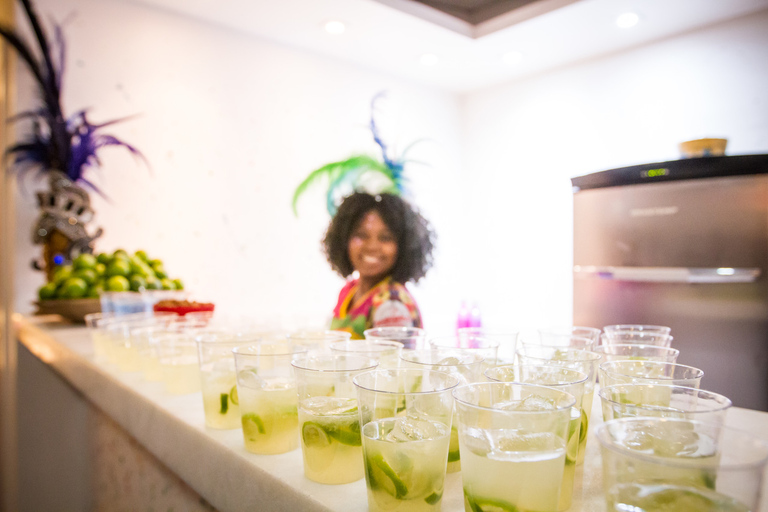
<box><xmin>153</xmin><ymin>302</ymin><xmax>215</xmax><ymax>316</ymax></box>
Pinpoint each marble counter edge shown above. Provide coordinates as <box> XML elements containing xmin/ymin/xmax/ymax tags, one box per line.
<box><xmin>14</xmin><ymin>315</ymin><xmax>345</xmax><ymax>512</ymax></box>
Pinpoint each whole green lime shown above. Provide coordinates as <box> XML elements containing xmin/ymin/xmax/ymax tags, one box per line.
<box><xmin>130</xmin><ymin>275</ymin><xmax>147</xmax><ymax>292</ymax></box>
<box><xmin>52</xmin><ymin>265</ymin><xmax>73</xmax><ymax>284</ymax></box>
<box><xmin>106</xmin><ymin>275</ymin><xmax>131</xmax><ymax>292</ymax></box>
<box><xmin>160</xmin><ymin>278</ymin><xmax>174</xmax><ymax>290</ymax></box>
<box><xmin>61</xmin><ymin>277</ymin><xmax>88</xmax><ymax>298</ymax></box>
<box><xmin>87</xmin><ymin>283</ymin><xmax>103</xmax><ymax>298</ymax></box>
<box><xmin>113</xmin><ymin>249</ymin><xmax>129</xmax><ymax>259</ymax></box>
<box><xmin>134</xmin><ymin>250</ymin><xmax>149</xmax><ymax>262</ymax></box>
<box><xmin>96</xmin><ymin>252</ymin><xmax>111</xmax><ymax>265</ymax></box>
<box><xmin>172</xmin><ymin>278</ymin><xmax>184</xmax><ymax>290</ymax></box>
<box><xmin>106</xmin><ymin>259</ymin><xmax>131</xmax><ymax>277</ymax></box>
<box><xmin>72</xmin><ymin>268</ymin><xmax>98</xmax><ymax>285</ymax></box>
<box><xmin>73</xmin><ymin>253</ymin><xmax>98</xmax><ymax>270</ymax></box>
<box><xmin>145</xmin><ymin>276</ymin><xmax>161</xmax><ymax>290</ymax></box>
<box><xmin>94</xmin><ymin>263</ymin><xmax>106</xmax><ymax>276</ymax></box>
<box><xmin>38</xmin><ymin>282</ymin><xmax>58</xmax><ymax>300</ymax></box>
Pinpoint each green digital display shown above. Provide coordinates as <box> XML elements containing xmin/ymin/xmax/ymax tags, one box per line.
<box><xmin>642</xmin><ymin>168</ymin><xmax>670</xmax><ymax>178</ymax></box>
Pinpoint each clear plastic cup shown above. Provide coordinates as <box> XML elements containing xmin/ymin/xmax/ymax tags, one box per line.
<box><xmin>233</xmin><ymin>341</ymin><xmax>308</xmax><ymax>454</ymax></box>
<box><xmin>599</xmin><ymin>384</ymin><xmax>732</xmax><ymax>425</ymax></box>
<box><xmin>353</xmin><ymin>368</ymin><xmax>459</xmax><ymax>512</ymax></box>
<box><xmin>400</xmin><ymin>348</ymin><xmax>485</xmax><ymax>473</ymax></box>
<box><xmin>286</xmin><ymin>330</ymin><xmax>351</xmax><ymax>351</ymax></box>
<box><xmin>429</xmin><ymin>334</ymin><xmax>500</xmax><ymax>371</ymax></box>
<box><xmin>516</xmin><ymin>345</ymin><xmax>602</xmax><ymax>465</ymax></box>
<box><xmin>84</xmin><ymin>312</ymin><xmax>115</xmax><ymax>362</ymax></box>
<box><xmin>593</xmin><ymin>344</ymin><xmax>680</xmax><ymax>364</ymax></box>
<box><xmin>484</xmin><ymin>364</ymin><xmax>588</xmax><ymax>511</ymax></box>
<box><xmin>364</xmin><ymin>327</ymin><xmax>427</xmax><ymax>350</ymax></box>
<box><xmin>524</xmin><ymin>334</ymin><xmax>595</xmax><ymax>351</ymax></box>
<box><xmin>453</xmin><ymin>382</ymin><xmax>576</xmax><ymax>512</ymax></box>
<box><xmin>601</xmin><ymin>331</ymin><xmax>674</xmax><ymax>348</ymax></box>
<box><xmin>196</xmin><ymin>331</ymin><xmax>261</xmax><ymax>429</ymax></box>
<box><xmin>292</xmin><ymin>353</ymin><xmax>378</xmax><ymax>484</ymax></box>
<box><xmin>597</xmin><ymin>417</ymin><xmax>768</xmax><ymax>512</ymax></box>
<box><xmin>599</xmin><ymin>360</ymin><xmax>704</xmax><ymax>388</ymax></box>
<box><xmin>539</xmin><ymin>326</ymin><xmax>602</xmax><ymax>345</ymax></box>
<box><xmin>329</xmin><ymin>340</ymin><xmax>404</xmax><ymax>370</ymax></box>
<box><xmin>156</xmin><ymin>331</ymin><xmax>202</xmax><ymax>394</ymax></box>
<box><xmin>457</xmin><ymin>328</ymin><xmax>519</xmax><ymax>361</ymax></box>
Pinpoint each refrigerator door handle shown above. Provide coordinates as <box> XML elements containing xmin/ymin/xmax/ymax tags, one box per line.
<box><xmin>573</xmin><ymin>265</ymin><xmax>762</xmax><ymax>283</ymax></box>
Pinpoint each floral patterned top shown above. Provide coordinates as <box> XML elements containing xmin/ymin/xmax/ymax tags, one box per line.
<box><xmin>330</xmin><ymin>276</ymin><xmax>422</xmax><ymax>340</ymax></box>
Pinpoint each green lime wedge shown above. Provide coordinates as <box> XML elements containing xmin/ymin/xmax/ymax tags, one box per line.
<box><xmin>302</xmin><ymin>421</ymin><xmax>331</xmax><ymax>448</ymax></box>
<box><xmin>220</xmin><ymin>393</ymin><xmax>229</xmax><ymax>415</ymax></box>
<box><xmin>229</xmin><ymin>385</ymin><xmax>239</xmax><ymax>405</ymax></box>
<box><xmin>328</xmin><ymin>420</ymin><xmax>362</xmax><ymax>446</ymax></box>
<box><xmin>242</xmin><ymin>413</ymin><xmax>265</xmax><ymax>436</ymax></box>
<box><xmin>579</xmin><ymin>408</ymin><xmax>589</xmax><ymax>444</ymax></box>
<box><xmin>448</xmin><ymin>427</ymin><xmax>461</xmax><ymax>462</ymax></box>
<box><xmin>367</xmin><ymin>454</ymin><xmax>408</xmax><ymax>499</ymax></box>
<box><xmin>465</xmin><ymin>493</ymin><xmax>521</xmax><ymax>512</ymax></box>
<box><xmin>425</xmin><ymin>490</ymin><xmax>443</xmax><ymax>505</ymax></box>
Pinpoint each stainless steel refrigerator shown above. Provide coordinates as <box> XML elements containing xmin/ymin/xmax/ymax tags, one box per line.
<box><xmin>571</xmin><ymin>154</ymin><xmax>768</xmax><ymax>411</ymax></box>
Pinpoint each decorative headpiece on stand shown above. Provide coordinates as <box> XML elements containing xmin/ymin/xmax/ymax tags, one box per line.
<box><xmin>292</xmin><ymin>92</ymin><xmax>423</xmax><ymax>217</ymax></box>
<box><xmin>0</xmin><ymin>0</ymin><xmax>146</xmax><ymax>277</ymax></box>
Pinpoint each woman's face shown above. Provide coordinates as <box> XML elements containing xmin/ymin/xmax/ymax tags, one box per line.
<box><xmin>348</xmin><ymin>210</ymin><xmax>398</xmax><ymax>282</ymax></box>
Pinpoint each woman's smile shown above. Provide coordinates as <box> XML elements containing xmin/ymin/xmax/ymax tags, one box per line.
<box><xmin>348</xmin><ymin>210</ymin><xmax>398</xmax><ymax>284</ymax></box>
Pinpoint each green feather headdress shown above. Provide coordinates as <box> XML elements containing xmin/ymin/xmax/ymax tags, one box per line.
<box><xmin>292</xmin><ymin>92</ymin><xmax>422</xmax><ymax>217</ymax></box>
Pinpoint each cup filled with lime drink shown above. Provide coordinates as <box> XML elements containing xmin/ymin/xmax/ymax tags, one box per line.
<box><xmin>598</xmin><ymin>360</ymin><xmax>704</xmax><ymax>389</ymax></box>
<box><xmin>400</xmin><ymin>348</ymin><xmax>485</xmax><ymax>473</ymax></box>
<box><xmin>195</xmin><ymin>331</ymin><xmax>261</xmax><ymax>429</ymax></box>
<box><xmin>453</xmin><ymin>382</ymin><xmax>576</xmax><ymax>512</ymax></box>
<box><xmin>292</xmin><ymin>352</ymin><xmax>378</xmax><ymax>484</ymax></box>
<box><xmin>593</xmin><ymin>343</ymin><xmax>679</xmax><ymax>364</ymax></box>
<box><xmin>485</xmin><ymin>364</ymin><xmax>588</xmax><ymax>511</ymax></box>
<box><xmin>353</xmin><ymin>368</ymin><xmax>459</xmax><ymax>511</ymax></box>
<box><xmin>233</xmin><ymin>341</ymin><xmax>307</xmax><ymax>454</ymax></box>
<box><xmin>364</xmin><ymin>327</ymin><xmax>427</xmax><ymax>350</ymax></box>
<box><xmin>329</xmin><ymin>340</ymin><xmax>404</xmax><ymax>370</ymax></box>
<box><xmin>597</xmin><ymin>417</ymin><xmax>768</xmax><ymax>512</ymax></box>
<box><xmin>516</xmin><ymin>344</ymin><xmax>602</xmax><ymax>465</ymax></box>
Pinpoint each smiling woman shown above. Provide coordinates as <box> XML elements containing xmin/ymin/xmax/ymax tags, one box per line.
<box><xmin>323</xmin><ymin>192</ymin><xmax>435</xmax><ymax>339</ymax></box>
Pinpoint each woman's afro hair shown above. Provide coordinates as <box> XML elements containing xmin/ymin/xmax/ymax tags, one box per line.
<box><xmin>322</xmin><ymin>192</ymin><xmax>435</xmax><ymax>284</ymax></box>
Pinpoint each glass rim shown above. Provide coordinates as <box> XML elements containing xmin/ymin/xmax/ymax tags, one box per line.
<box><xmin>399</xmin><ymin>348</ymin><xmax>485</xmax><ymax>366</ymax></box>
<box><xmin>291</xmin><ymin>353</ymin><xmax>379</xmax><ymax>372</ymax></box>
<box><xmin>364</xmin><ymin>326</ymin><xmax>427</xmax><ymax>338</ymax></box>
<box><xmin>452</xmin><ymin>381</ymin><xmax>577</xmax><ymax>413</ymax></box>
<box><xmin>328</xmin><ymin>340</ymin><xmax>404</xmax><ymax>352</ymax></box>
<box><xmin>194</xmin><ymin>330</ymin><xmax>262</xmax><ymax>345</ymax></box>
<box><xmin>597</xmin><ymin>384</ymin><xmax>733</xmax><ymax>412</ymax></box>
<box><xmin>603</xmin><ymin>324</ymin><xmax>671</xmax><ymax>333</ymax></box>
<box><xmin>538</xmin><ymin>326</ymin><xmax>601</xmax><ymax>336</ymax></box>
<box><xmin>286</xmin><ymin>329</ymin><xmax>352</xmax><ymax>341</ymax></box>
<box><xmin>429</xmin><ymin>334</ymin><xmax>501</xmax><ymax>349</ymax></box>
<box><xmin>517</xmin><ymin>345</ymin><xmax>603</xmax><ymax>363</ymax></box>
<box><xmin>484</xmin><ymin>363</ymin><xmax>589</xmax><ymax>386</ymax></box>
<box><xmin>231</xmin><ymin>342</ymin><xmax>308</xmax><ymax>357</ymax></box>
<box><xmin>596</xmin><ymin>417</ymin><xmax>768</xmax><ymax>470</ymax></box>
<box><xmin>599</xmin><ymin>360</ymin><xmax>704</xmax><ymax>379</ymax></box>
<box><xmin>593</xmin><ymin>344</ymin><xmax>680</xmax><ymax>356</ymax></box>
<box><xmin>352</xmin><ymin>368</ymin><xmax>460</xmax><ymax>394</ymax></box>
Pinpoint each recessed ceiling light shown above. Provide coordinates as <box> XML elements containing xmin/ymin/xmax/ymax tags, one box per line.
<box><xmin>616</xmin><ymin>12</ymin><xmax>640</xmax><ymax>29</ymax></box>
<box><xmin>420</xmin><ymin>53</ymin><xmax>439</xmax><ymax>66</ymax></box>
<box><xmin>502</xmin><ymin>51</ymin><xmax>523</xmax><ymax>65</ymax></box>
<box><xmin>324</xmin><ymin>20</ymin><xmax>346</xmax><ymax>35</ymax></box>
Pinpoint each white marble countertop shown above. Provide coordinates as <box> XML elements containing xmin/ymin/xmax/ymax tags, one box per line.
<box><xmin>14</xmin><ymin>315</ymin><xmax>768</xmax><ymax>512</ymax></box>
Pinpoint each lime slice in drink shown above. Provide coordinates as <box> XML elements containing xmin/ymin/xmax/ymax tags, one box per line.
<box><xmin>328</xmin><ymin>421</ymin><xmax>362</xmax><ymax>446</ymax></box>
<box><xmin>229</xmin><ymin>386</ymin><xmax>239</xmax><ymax>405</ymax></box>
<box><xmin>579</xmin><ymin>408</ymin><xmax>588</xmax><ymax>444</ymax></box>
<box><xmin>465</xmin><ymin>493</ymin><xmax>521</xmax><ymax>512</ymax></box>
<box><xmin>302</xmin><ymin>422</ymin><xmax>332</xmax><ymax>448</ymax></box>
<box><xmin>425</xmin><ymin>490</ymin><xmax>443</xmax><ymax>505</ymax></box>
<box><xmin>220</xmin><ymin>393</ymin><xmax>229</xmax><ymax>414</ymax></box>
<box><xmin>367</xmin><ymin>454</ymin><xmax>408</xmax><ymax>499</ymax></box>
<box><xmin>448</xmin><ymin>427</ymin><xmax>461</xmax><ymax>462</ymax></box>
<box><xmin>566</xmin><ymin>411</ymin><xmax>581</xmax><ymax>464</ymax></box>
<box><xmin>242</xmin><ymin>413</ymin><xmax>265</xmax><ymax>436</ymax></box>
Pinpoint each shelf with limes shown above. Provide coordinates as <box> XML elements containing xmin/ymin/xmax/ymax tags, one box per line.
<box><xmin>1</xmin><ymin>0</ymin><xmax>147</xmax><ymax>280</ymax></box>
<box><xmin>38</xmin><ymin>249</ymin><xmax>184</xmax><ymax>301</ymax></box>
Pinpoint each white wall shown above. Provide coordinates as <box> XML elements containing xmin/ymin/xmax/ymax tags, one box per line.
<box><xmin>461</xmin><ymin>10</ymin><xmax>768</xmax><ymax>337</ymax></box>
<box><xmin>12</xmin><ymin>1</ymin><xmax>768</xmax><ymax>337</ymax></box>
<box><xmin>12</xmin><ymin>0</ymin><xmax>465</xmax><ymax>331</ymax></box>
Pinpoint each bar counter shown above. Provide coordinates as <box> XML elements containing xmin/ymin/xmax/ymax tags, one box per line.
<box><xmin>14</xmin><ymin>315</ymin><xmax>768</xmax><ymax>512</ymax></box>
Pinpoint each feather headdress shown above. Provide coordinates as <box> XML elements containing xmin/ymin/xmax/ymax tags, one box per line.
<box><xmin>0</xmin><ymin>0</ymin><xmax>145</xmax><ymax>195</ymax></box>
<box><xmin>292</xmin><ymin>92</ymin><xmax>422</xmax><ymax>217</ymax></box>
